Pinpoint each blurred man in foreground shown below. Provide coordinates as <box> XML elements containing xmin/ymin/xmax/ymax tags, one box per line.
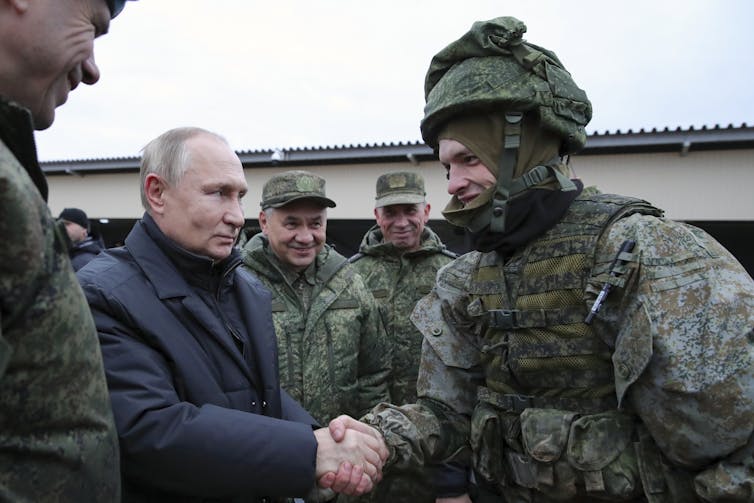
<box><xmin>0</xmin><ymin>0</ymin><xmax>136</xmax><ymax>499</ymax></box>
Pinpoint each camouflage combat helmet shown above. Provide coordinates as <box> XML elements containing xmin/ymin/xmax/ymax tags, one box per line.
<box><xmin>420</xmin><ymin>16</ymin><xmax>592</xmax><ymax>153</ymax></box>
<box><xmin>422</xmin><ymin>17</ymin><xmax>589</xmax><ymax>233</ymax></box>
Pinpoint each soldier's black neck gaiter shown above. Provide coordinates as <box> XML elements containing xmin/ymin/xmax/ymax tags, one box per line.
<box><xmin>472</xmin><ymin>179</ymin><xmax>583</xmax><ymax>256</ymax></box>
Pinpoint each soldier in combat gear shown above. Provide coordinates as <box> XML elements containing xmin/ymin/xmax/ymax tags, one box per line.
<box><xmin>343</xmin><ymin>16</ymin><xmax>754</xmax><ymax>502</ymax></box>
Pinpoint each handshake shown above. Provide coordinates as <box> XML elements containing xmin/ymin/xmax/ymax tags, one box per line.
<box><xmin>313</xmin><ymin>415</ymin><xmax>388</xmax><ymax>497</ymax></box>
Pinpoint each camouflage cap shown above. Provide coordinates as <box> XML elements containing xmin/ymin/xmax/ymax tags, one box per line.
<box><xmin>375</xmin><ymin>172</ymin><xmax>426</xmax><ymax>208</ymax></box>
<box><xmin>261</xmin><ymin>170</ymin><xmax>336</xmax><ymax>209</ymax></box>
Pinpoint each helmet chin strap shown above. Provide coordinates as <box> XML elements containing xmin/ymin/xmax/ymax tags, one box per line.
<box><xmin>489</xmin><ymin>112</ymin><xmax>522</xmax><ymax>233</ymax></box>
<box><xmin>484</xmin><ymin>112</ymin><xmax>577</xmax><ymax>234</ymax></box>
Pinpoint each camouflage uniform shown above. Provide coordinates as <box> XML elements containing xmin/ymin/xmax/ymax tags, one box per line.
<box><xmin>242</xmin><ymin>232</ymin><xmax>391</xmax><ymax>425</ymax></box>
<box><xmin>363</xmin><ymin>17</ymin><xmax>754</xmax><ymax>503</ymax></box>
<box><xmin>350</xmin><ymin>223</ymin><xmax>456</xmax><ymax>503</ymax></box>
<box><xmin>0</xmin><ymin>98</ymin><xmax>120</xmax><ymax>501</ymax></box>
<box><xmin>351</xmin><ymin>226</ymin><xmax>455</xmax><ymax>405</ymax></box>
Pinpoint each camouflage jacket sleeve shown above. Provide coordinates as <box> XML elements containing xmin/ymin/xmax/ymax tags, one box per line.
<box><xmin>363</xmin><ymin>254</ymin><xmax>482</xmax><ymax>471</ymax></box>
<box><xmin>593</xmin><ymin>214</ymin><xmax>754</xmax><ymax>501</ymax></box>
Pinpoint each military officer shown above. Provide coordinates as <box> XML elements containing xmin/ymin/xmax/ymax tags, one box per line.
<box><xmin>241</xmin><ymin>170</ymin><xmax>392</xmax><ymax>425</ymax></box>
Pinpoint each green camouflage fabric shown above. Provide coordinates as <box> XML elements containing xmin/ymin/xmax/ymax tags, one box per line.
<box><xmin>421</xmin><ymin>16</ymin><xmax>591</xmax><ymax>153</ymax></box>
<box><xmin>241</xmin><ymin>233</ymin><xmax>391</xmax><ymax>424</ymax></box>
<box><xmin>351</xmin><ymin>226</ymin><xmax>455</xmax><ymax>406</ymax></box>
<box><xmin>260</xmin><ymin>170</ymin><xmax>336</xmax><ymax>209</ymax></box>
<box><xmin>0</xmin><ymin>98</ymin><xmax>120</xmax><ymax>501</ymax></box>
<box><xmin>349</xmin><ymin>226</ymin><xmax>455</xmax><ymax>503</ymax></box>
<box><xmin>363</xmin><ymin>193</ymin><xmax>754</xmax><ymax>502</ymax></box>
<box><xmin>374</xmin><ymin>171</ymin><xmax>426</xmax><ymax>208</ymax></box>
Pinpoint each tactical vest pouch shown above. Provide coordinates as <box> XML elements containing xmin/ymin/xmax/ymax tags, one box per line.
<box><xmin>513</xmin><ymin>408</ymin><xmax>644</xmax><ymax>500</ymax></box>
<box><xmin>470</xmin><ymin>401</ymin><xmax>506</xmax><ymax>487</ymax></box>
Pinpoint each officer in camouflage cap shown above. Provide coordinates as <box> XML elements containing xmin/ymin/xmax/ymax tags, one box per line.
<box><xmin>351</xmin><ymin>16</ymin><xmax>754</xmax><ymax>502</ymax></box>
<box><xmin>260</xmin><ymin>169</ymin><xmax>337</xmax><ymax>210</ymax></box>
<box><xmin>242</xmin><ymin>170</ymin><xmax>392</xmax><ymax>425</ymax></box>
<box><xmin>0</xmin><ymin>0</ymin><xmax>135</xmax><ymax>500</ymax></box>
<box><xmin>349</xmin><ymin>171</ymin><xmax>457</xmax><ymax>503</ymax></box>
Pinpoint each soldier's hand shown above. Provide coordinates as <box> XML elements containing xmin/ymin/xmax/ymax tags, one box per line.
<box><xmin>313</xmin><ymin>419</ymin><xmax>386</xmax><ymax>496</ymax></box>
<box><xmin>328</xmin><ymin>414</ymin><xmax>389</xmax><ymax>467</ymax></box>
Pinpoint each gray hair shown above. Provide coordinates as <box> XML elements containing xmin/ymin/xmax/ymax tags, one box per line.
<box><xmin>139</xmin><ymin>127</ymin><xmax>229</xmax><ymax>211</ymax></box>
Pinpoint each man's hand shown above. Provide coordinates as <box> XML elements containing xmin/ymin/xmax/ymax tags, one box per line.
<box><xmin>328</xmin><ymin>415</ymin><xmax>388</xmax><ymax>465</ymax></box>
<box><xmin>313</xmin><ymin>415</ymin><xmax>388</xmax><ymax>496</ymax></box>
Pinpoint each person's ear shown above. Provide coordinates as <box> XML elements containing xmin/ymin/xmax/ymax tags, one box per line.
<box><xmin>259</xmin><ymin>210</ymin><xmax>269</xmax><ymax>234</ymax></box>
<box><xmin>145</xmin><ymin>173</ymin><xmax>168</xmax><ymax>215</ymax></box>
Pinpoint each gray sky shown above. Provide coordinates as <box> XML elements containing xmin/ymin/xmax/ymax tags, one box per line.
<box><xmin>36</xmin><ymin>0</ymin><xmax>754</xmax><ymax>161</ymax></box>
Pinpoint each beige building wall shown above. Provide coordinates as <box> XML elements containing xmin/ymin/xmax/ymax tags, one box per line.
<box><xmin>46</xmin><ymin>148</ymin><xmax>754</xmax><ymax>222</ymax></box>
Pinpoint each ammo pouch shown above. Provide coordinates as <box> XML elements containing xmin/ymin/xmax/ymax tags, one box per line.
<box><xmin>471</xmin><ymin>403</ymin><xmax>648</xmax><ymax>500</ymax></box>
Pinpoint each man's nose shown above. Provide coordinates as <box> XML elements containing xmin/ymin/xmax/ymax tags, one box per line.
<box><xmin>446</xmin><ymin>165</ymin><xmax>466</xmax><ymax>195</ymax></box>
<box><xmin>224</xmin><ymin>200</ymin><xmax>245</xmax><ymax>228</ymax></box>
<box><xmin>295</xmin><ymin>229</ymin><xmax>315</xmax><ymax>244</ymax></box>
<box><xmin>81</xmin><ymin>54</ymin><xmax>101</xmax><ymax>85</ymax></box>
<box><xmin>394</xmin><ymin>213</ymin><xmax>410</xmax><ymax>227</ymax></box>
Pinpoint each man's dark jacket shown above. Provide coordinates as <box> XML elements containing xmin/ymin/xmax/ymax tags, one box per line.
<box><xmin>70</xmin><ymin>236</ymin><xmax>104</xmax><ymax>271</ymax></box>
<box><xmin>78</xmin><ymin>215</ymin><xmax>319</xmax><ymax>502</ymax></box>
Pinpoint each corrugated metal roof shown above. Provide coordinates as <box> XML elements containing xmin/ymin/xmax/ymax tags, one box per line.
<box><xmin>41</xmin><ymin>123</ymin><xmax>754</xmax><ymax>175</ymax></box>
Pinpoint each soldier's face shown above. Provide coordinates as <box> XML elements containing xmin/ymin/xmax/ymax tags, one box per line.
<box><xmin>438</xmin><ymin>138</ymin><xmax>496</xmax><ymax>206</ymax></box>
<box><xmin>147</xmin><ymin>134</ymin><xmax>247</xmax><ymax>261</ymax></box>
<box><xmin>3</xmin><ymin>0</ymin><xmax>111</xmax><ymax>130</ymax></box>
<box><xmin>374</xmin><ymin>203</ymin><xmax>430</xmax><ymax>252</ymax></box>
<box><xmin>260</xmin><ymin>201</ymin><xmax>327</xmax><ymax>272</ymax></box>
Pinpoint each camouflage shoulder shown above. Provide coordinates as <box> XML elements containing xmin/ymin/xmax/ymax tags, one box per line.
<box><xmin>435</xmin><ymin>249</ymin><xmax>483</xmax><ymax>292</ymax></box>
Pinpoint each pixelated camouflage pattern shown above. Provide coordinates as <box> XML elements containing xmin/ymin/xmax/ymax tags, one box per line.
<box><xmin>364</xmin><ymin>191</ymin><xmax>754</xmax><ymax>502</ymax></box>
<box><xmin>241</xmin><ymin>233</ymin><xmax>391</xmax><ymax>424</ymax></box>
<box><xmin>349</xmin><ymin>225</ymin><xmax>455</xmax><ymax>503</ymax></box>
<box><xmin>352</xmin><ymin>226</ymin><xmax>455</xmax><ymax>406</ymax></box>
<box><xmin>0</xmin><ymin>100</ymin><xmax>120</xmax><ymax>501</ymax></box>
<box><xmin>421</xmin><ymin>16</ymin><xmax>591</xmax><ymax>153</ymax></box>
<box><xmin>260</xmin><ymin>170</ymin><xmax>336</xmax><ymax>209</ymax></box>
<box><xmin>374</xmin><ymin>171</ymin><xmax>426</xmax><ymax>208</ymax></box>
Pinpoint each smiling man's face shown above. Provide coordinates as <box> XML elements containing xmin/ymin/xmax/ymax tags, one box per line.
<box><xmin>3</xmin><ymin>0</ymin><xmax>111</xmax><ymax>130</ymax></box>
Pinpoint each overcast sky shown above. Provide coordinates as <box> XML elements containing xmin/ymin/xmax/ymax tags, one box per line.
<box><xmin>35</xmin><ymin>0</ymin><xmax>754</xmax><ymax>161</ymax></box>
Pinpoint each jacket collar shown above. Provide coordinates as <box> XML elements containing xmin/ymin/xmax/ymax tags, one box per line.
<box><xmin>0</xmin><ymin>96</ymin><xmax>46</xmax><ymax>200</ymax></box>
<box><xmin>242</xmin><ymin>233</ymin><xmax>348</xmax><ymax>286</ymax></box>
<box><xmin>138</xmin><ymin>212</ymin><xmax>242</xmax><ymax>294</ymax></box>
<box><xmin>125</xmin><ymin>214</ymin><xmax>255</xmax><ymax>384</ymax></box>
<box><xmin>358</xmin><ymin>225</ymin><xmax>446</xmax><ymax>258</ymax></box>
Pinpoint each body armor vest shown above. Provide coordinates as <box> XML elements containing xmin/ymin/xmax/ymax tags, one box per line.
<box><xmin>472</xmin><ymin>193</ymin><xmax>661</xmax><ymax>412</ymax></box>
<box><xmin>468</xmin><ymin>194</ymin><xmax>683</xmax><ymax>502</ymax></box>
